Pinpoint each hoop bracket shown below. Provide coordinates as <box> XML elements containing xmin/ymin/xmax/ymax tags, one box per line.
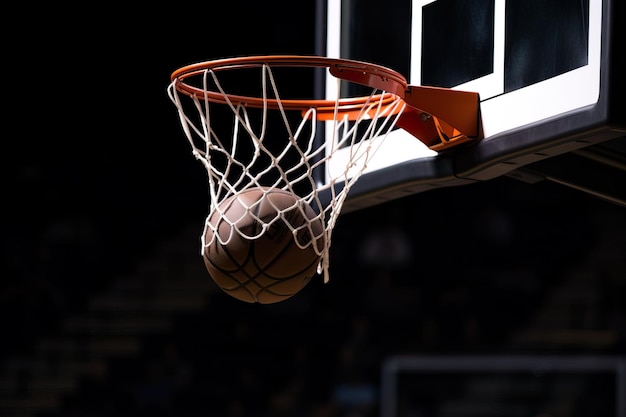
<box><xmin>397</xmin><ymin>86</ymin><xmax>480</xmax><ymax>151</ymax></box>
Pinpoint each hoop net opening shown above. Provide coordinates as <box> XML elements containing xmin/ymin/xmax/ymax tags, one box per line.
<box><xmin>167</xmin><ymin>56</ymin><xmax>407</xmax><ymax>283</ymax></box>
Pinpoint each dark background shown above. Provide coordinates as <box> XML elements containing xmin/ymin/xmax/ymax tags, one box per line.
<box><xmin>3</xmin><ymin>2</ymin><xmax>625</xmax><ymax>417</ymax></box>
<box><xmin>5</xmin><ymin>1</ymin><xmax>319</xmax><ymax>299</ymax></box>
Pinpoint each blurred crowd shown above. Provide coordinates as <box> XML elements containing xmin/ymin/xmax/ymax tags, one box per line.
<box><xmin>2</xmin><ymin>177</ymin><xmax>625</xmax><ymax>417</ymax></box>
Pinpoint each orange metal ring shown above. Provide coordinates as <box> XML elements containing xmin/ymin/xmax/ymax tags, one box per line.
<box><xmin>170</xmin><ymin>55</ymin><xmax>409</xmax><ymax>113</ymax></box>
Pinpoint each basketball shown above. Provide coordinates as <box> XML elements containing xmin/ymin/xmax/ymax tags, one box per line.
<box><xmin>202</xmin><ymin>187</ymin><xmax>326</xmax><ymax>304</ymax></box>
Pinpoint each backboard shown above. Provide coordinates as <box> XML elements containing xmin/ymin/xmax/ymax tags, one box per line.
<box><xmin>381</xmin><ymin>355</ymin><xmax>626</xmax><ymax>417</ymax></box>
<box><xmin>317</xmin><ymin>0</ymin><xmax>626</xmax><ymax>211</ymax></box>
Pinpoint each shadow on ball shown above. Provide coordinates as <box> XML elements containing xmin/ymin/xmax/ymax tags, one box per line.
<box><xmin>203</xmin><ymin>187</ymin><xmax>326</xmax><ymax>304</ymax></box>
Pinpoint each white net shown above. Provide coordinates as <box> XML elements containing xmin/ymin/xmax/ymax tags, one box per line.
<box><xmin>167</xmin><ymin>63</ymin><xmax>406</xmax><ymax>283</ymax></box>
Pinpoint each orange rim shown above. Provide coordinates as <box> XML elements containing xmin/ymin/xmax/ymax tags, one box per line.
<box><xmin>170</xmin><ymin>55</ymin><xmax>409</xmax><ymax>113</ymax></box>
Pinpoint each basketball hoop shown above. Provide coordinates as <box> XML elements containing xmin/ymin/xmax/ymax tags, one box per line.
<box><xmin>167</xmin><ymin>55</ymin><xmax>479</xmax><ymax>284</ymax></box>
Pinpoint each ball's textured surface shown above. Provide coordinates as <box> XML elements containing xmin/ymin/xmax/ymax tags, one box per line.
<box><xmin>203</xmin><ymin>187</ymin><xmax>325</xmax><ymax>304</ymax></box>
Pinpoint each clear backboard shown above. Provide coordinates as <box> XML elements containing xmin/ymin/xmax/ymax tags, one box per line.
<box><xmin>317</xmin><ymin>0</ymin><xmax>625</xmax><ymax>212</ymax></box>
